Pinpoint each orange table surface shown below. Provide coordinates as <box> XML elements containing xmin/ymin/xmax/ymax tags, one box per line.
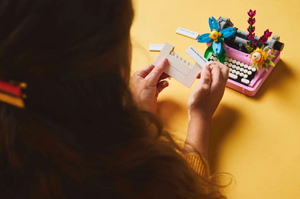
<box><xmin>131</xmin><ymin>0</ymin><xmax>300</xmax><ymax>198</ymax></box>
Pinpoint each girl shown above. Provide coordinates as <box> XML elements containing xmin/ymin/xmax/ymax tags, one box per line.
<box><xmin>0</xmin><ymin>0</ymin><xmax>229</xmax><ymax>198</ymax></box>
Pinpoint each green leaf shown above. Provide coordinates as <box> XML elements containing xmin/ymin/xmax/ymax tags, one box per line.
<box><xmin>204</xmin><ymin>45</ymin><xmax>214</xmax><ymax>60</ymax></box>
<box><xmin>257</xmin><ymin>65</ymin><xmax>260</xmax><ymax>71</ymax></box>
<box><xmin>217</xmin><ymin>48</ymin><xmax>226</xmax><ymax>63</ymax></box>
<box><xmin>219</xmin><ymin>38</ymin><xmax>224</xmax><ymax>43</ymax></box>
<box><xmin>261</xmin><ymin>45</ymin><xmax>265</xmax><ymax>50</ymax></box>
<box><xmin>268</xmin><ymin>54</ymin><xmax>276</xmax><ymax>58</ymax></box>
<box><xmin>257</xmin><ymin>42</ymin><xmax>263</xmax><ymax>48</ymax></box>
<box><xmin>263</xmin><ymin>48</ymin><xmax>269</xmax><ymax>52</ymax></box>
<box><xmin>252</xmin><ymin>63</ymin><xmax>256</xmax><ymax>67</ymax></box>
<box><xmin>245</xmin><ymin>45</ymin><xmax>254</xmax><ymax>53</ymax></box>
<box><xmin>262</xmin><ymin>64</ymin><xmax>268</xmax><ymax>72</ymax></box>
<box><xmin>265</xmin><ymin>59</ymin><xmax>275</xmax><ymax>67</ymax></box>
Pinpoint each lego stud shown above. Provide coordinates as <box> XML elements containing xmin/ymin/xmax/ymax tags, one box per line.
<box><xmin>251</xmin><ymin>52</ymin><xmax>261</xmax><ymax>61</ymax></box>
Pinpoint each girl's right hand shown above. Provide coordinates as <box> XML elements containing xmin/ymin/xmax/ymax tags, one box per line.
<box><xmin>188</xmin><ymin>62</ymin><xmax>229</xmax><ymax>121</ymax></box>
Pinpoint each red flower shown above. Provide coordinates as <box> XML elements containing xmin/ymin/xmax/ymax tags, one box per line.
<box><xmin>248</xmin><ymin>9</ymin><xmax>256</xmax><ymax>18</ymax></box>
<box><xmin>247</xmin><ymin>18</ymin><xmax>256</xmax><ymax>25</ymax></box>
<box><xmin>247</xmin><ymin>40</ymin><xmax>255</xmax><ymax>47</ymax></box>
<box><xmin>264</xmin><ymin>29</ymin><xmax>272</xmax><ymax>37</ymax></box>
<box><xmin>247</xmin><ymin>26</ymin><xmax>255</xmax><ymax>33</ymax></box>
<box><xmin>259</xmin><ymin>36</ymin><xmax>268</xmax><ymax>43</ymax></box>
<box><xmin>247</xmin><ymin>33</ymin><xmax>255</xmax><ymax>40</ymax></box>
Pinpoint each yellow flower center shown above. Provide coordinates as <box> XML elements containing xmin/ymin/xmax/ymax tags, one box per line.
<box><xmin>250</xmin><ymin>48</ymin><xmax>268</xmax><ymax>66</ymax></box>
<box><xmin>209</xmin><ymin>29</ymin><xmax>222</xmax><ymax>42</ymax></box>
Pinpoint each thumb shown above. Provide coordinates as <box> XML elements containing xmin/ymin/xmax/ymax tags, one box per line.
<box><xmin>146</xmin><ymin>58</ymin><xmax>169</xmax><ymax>86</ymax></box>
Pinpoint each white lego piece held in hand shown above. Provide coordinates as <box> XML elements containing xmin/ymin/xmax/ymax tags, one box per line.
<box><xmin>175</xmin><ymin>27</ymin><xmax>199</xmax><ymax>40</ymax></box>
<box><xmin>153</xmin><ymin>42</ymin><xmax>202</xmax><ymax>88</ymax></box>
<box><xmin>185</xmin><ymin>46</ymin><xmax>209</xmax><ymax>67</ymax></box>
<box><xmin>149</xmin><ymin>44</ymin><xmax>164</xmax><ymax>52</ymax></box>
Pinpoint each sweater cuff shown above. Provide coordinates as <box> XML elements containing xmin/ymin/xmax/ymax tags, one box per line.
<box><xmin>186</xmin><ymin>154</ymin><xmax>210</xmax><ymax>177</ymax></box>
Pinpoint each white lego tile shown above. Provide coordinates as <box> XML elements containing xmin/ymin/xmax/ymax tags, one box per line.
<box><xmin>149</xmin><ymin>44</ymin><xmax>164</xmax><ymax>52</ymax></box>
<box><xmin>185</xmin><ymin>46</ymin><xmax>209</xmax><ymax>67</ymax></box>
<box><xmin>175</xmin><ymin>27</ymin><xmax>199</xmax><ymax>39</ymax></box>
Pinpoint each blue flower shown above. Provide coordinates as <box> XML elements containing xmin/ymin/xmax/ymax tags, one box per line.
<box><xmin>197</xmin><ymin>17</ymin><xmax>235</xmax><ymax>55</ymax></box>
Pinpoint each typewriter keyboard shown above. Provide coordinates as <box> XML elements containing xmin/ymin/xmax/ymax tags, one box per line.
<box><xmin>209</xmin><ymin>54</ymin><xmax>257</xmax><ymax>85</ymax></box>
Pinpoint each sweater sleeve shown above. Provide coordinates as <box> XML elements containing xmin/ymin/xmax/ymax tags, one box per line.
<box><xmin>186</xmin><ymin>154</ymin><xmax>210</xmax><ymax>177</ymax></box>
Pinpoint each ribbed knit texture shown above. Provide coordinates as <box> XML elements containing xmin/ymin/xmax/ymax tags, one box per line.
<box><xmin>186</xmin><ymin>154</ymin><xmax>210</xmax><ymax>177</ymax></box>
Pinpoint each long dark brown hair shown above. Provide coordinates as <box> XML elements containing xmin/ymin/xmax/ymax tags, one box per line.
<box><xmin>0</xmin><ymin>0</ymin><xmax>226</xmax><ymax>198</ymax></box>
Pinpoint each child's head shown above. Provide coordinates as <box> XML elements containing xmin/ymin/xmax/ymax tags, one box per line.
<box><xmin>0</xmin><ymin>0</ymin><xmax>133</xmax><ymax>82</ymax></box>
<box><xmin>0</xmin><ymin>0</ymin><xmax>135</xmax><ymax>134</ymax></box>
<box><xmin>0</xmin><ymin>1</ymin><xmax>226</xmax><ymax>198</ymax></box>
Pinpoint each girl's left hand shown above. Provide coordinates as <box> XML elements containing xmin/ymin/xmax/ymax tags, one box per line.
<box><xmin>131</xmin><ymin>58</ymin><xmax>170</xmax><ymax>114</ymax></box>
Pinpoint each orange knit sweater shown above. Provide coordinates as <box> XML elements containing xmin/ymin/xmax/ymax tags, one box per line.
<box><xmin>186</xmin><ymin>154</ymin><xmax>210</xmax><ymax>177</ymax></box>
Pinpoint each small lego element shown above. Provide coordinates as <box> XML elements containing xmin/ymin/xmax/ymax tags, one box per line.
<box><xmin>218</xmin><ymin>17</ymin><xmax>234</xmax><ymax>30</ymax></box>
<box><xmin>149</xmin><ymin>44</ymin><xmax>165</xmax><ymax>52</ymax></box>
<box><xmin>175</xmin><ymin>27</ymin><xmax>200</xmax><ymax>39</ymax></box>
<box><xmin>250</xmin><ymin>47</ymin><xmax>275</xmax><ymax>71</ymax></box>
<box><xmin>153</xmin><ymin>42</ymin><xmax>202</xmax><ymax>88</ymax></box>
<box><xmin>185</xmin><ymin>46</ymin><xmax>209</xmax><ymax>67</ymax></box>
<box><xmin>197</xmin><ymin>17</ymin><xmax>235</xmax><ymax>63</ymax></box>
<box><xmin>246</xmin><ymin>9</ymin><xmax>256</xmax><ymax>48</ymax></box>
<box><xmin>257</xmin><ymin>30</ymin><xmax>272</xmax><ymax>48</ymax></box>
<box><xmin>245</xmin><ymin>9</ymin><xmax>273</xmax><ymax>52</ymax></box>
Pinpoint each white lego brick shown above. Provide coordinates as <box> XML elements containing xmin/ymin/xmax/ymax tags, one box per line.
<box><xmin>153</xmin><ymin>42</ymin><xmax>201</xmax><ymax>88</ymax></box>
<box><xmin>153</xmin><ymin>43</ymin><xmax>174</xmax><ymax>67</ymax></box>
<box><xmin>149</xmin><ymin>44</ymin><xmax>164</xmax><ymax>52</ymax></box>
<box><xmin>186</xmin><ymin>46</ymin><xmax>209</xmax><ymax>67</ymax></box>
<box><xmin>175</xmin><ymin>27</ymin><xmax>199</xmax><ymax>39</ymax></box>
<box><xmin>183</xmin><ymin>63</ymin><xmax>202</xmax><ymax>87</ymax></box>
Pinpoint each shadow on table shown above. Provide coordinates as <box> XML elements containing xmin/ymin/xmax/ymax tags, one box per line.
<box><xmin>157</xmin><ymin>99</ymin><xmax>241</xmax><ymax>172</ymax></box>
<box><xmin>157</xmin><ymin>99</ymin><xmax>188</xmax><ymax>145</ymax></box>
<box><xmin>208</xmin><ymin>104</ymin><xmax>240</xmax><ymax>171</ymax></box>
<box><xmin>254</xmin><ymin>60</ymin><xmax>293</xmax><ymax>100</ymax></box>
<box><xmin>157</xmin><ymin>99</ymin><xmax>187</xmax><ymax>127</ymax></box>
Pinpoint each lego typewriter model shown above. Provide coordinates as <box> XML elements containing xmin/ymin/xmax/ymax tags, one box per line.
<box><xmin>149</xmin><ymin>11</ymin><xmax>284</xmax><ymax>96</ymax></box>
<box><xmin>212</xmin><ymin>17</ymin><xmax>284</xmax><ymax>96</ymax></box>
<box><xmin>173</xmin><ymin>11</ymin><xmax>285</xmax><ymax>96</ymax></box>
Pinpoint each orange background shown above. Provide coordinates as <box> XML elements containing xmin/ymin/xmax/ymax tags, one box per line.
<box><xmin>131</xmin><ymin>0</ymin><xmax>300</xmax><ymax>198</ymax></box>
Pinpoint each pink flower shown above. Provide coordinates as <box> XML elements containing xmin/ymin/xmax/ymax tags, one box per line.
<box><xmin>247</xmin><ymin>26</ymin><xmax>255</xmax><ymax>33</ymax></box>
<box><xmin>247</xmin><ymin>18</ymin><xmax>256</xmax><ymax>25</ymax></box>
<box><xmin>248</xmin><ymin>9</ymin><xmax>256</xmax><ymax>18</ymax></box>
<box><xmin>259</xmin><ymin>36</ymin><xmax>268</xmax><ymax>43</ymax></box>
<box><xmin>247</xmin><ymin>33</ymin><xmax>255</xmax><ymax>40</ymax></box>
<box><xmin>264</xmin><ymin>29</ymin><xmax>272</xmax><ymax>37</ymax></box>
<box><xmin>247</xmin><ymin>40</ymin><xmax>255</xmax><ymax>47</ymax></box>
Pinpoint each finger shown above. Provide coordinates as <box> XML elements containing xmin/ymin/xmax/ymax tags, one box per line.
<box><xmin>159</xmin><ymin>73</ymin><xmax>170</xmax><ymax>81</ymax></box>
<box><xmin>219</xmin><ymin>63</ymin><xmax>229</xmax><ymax>80</ymax></box>
<box><xmin>146</xmin><ymin>58</ymin><xmax>169</xmax><ymax>86</ymax></box>
<box><xmin>209</xmin><ymin>62</ymin><xmax>222</xmax><ymax>87</ymax></box>
<box><xmin>157</xmin><ymin>80</ymin><xmax>169</xmax><ymax>95</ymax></box>
<box><xmin>195</xmin><ymin>65</ymin><xmax>211</xmax><ymax>95</ymax></box>
<box><xmin>135</xmin><ymin>64</ymin><xmax>155</xmax><ymax>78</ymax></box>
<box><xmin>210</xmin><ymin>62</ymin><xmax>229</xmax><ymax>84</ymax></box>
